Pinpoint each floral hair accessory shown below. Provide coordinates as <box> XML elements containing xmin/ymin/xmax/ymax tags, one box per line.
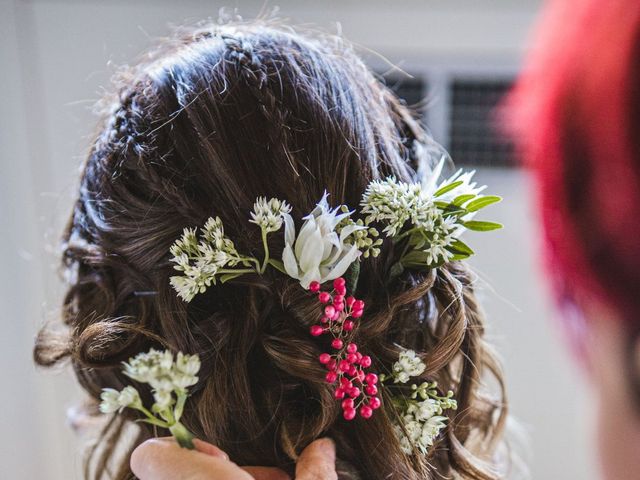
<box><xmin>99</xmin><ymin>349</ymin><xmax>200</xmax><ymax>449</ymax></box>
<box><xmin>102</xmin><ymin>159</ymin><xmax>500</xmax><ymax>454</ymax></box>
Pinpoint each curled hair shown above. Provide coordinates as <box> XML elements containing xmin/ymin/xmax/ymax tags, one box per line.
<box><xmin>35</xmin><ymin>21</ymin><xmax>508</xmax><ymax>480</ymax></box>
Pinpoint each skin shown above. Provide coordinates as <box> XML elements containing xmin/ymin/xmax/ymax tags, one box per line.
<box><xmin>130</xmin><ymin>437</ymin><xmax>337</xmax><ymax>480</ymax></box>
<box><xmin>584</xmin><ymin>302</ymin><xmax>640</xmax><ymax>480</ymax></box>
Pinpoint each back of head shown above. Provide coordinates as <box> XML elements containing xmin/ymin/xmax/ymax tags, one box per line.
<box><xmin>35</xmin><ymin>21</ymin><xmax>507</xmax><ymax>480</ymax></box>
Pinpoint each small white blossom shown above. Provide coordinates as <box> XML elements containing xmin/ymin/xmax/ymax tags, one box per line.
<box><xmin>394</xmin><ymin>399</ymin><xmax>449</xmax><ymax>454</ymax></box>
<box><xmin>392</xmin><ymin>349</ymin><xmax>426</xmax><ymax>383</ymax></box>
<box><xmin>361</xmin><ymin>178</ymin><xmax>437</xmax><ymax>237</ymax></box>
<box><xmin>170</xmin><ymin>217</ymin><xmax>248</xmax><ymax>302</ymax></box>
<box><xmin>99</xmin><ymin>386</ymin><xmax>141</xmax><ymax>413</ymax></box>
<box><xmin>153</xmin><ymin>390</ymin><xmax>174</xmax><ymax>410</ymax></box>
<box><xmin>422</xmin><ymin>216</ymin><xmax>458</xmax><ymax>265</ymax></box>
<box><xmin>122</xmin><ymin>349</ymin><xmax>199</xmax><ymax>393</ymax></box>
<box><xmin>99</xmin><ymin>388</ymin><xmax>121</xmax><ymax>413</ymax></box>
<box><xmin>118</xmin><ymin>386</ymin><xmax>141</xmax><ymax>408</ymax></box>
<box><xmin>282</xmin><ymin>192</ymin><xmax>364</xmax><ymax>289</ymax></box>
<box><xmin>250</xmin><ymin>197</ymin><xmax>292</xmax><ymax>233</ymax></box>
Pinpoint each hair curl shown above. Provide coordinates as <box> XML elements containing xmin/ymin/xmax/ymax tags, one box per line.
<box><xmin>34</xmin><ymin>21</ymin><xmax>508</xmax><ymax>480</ymax></box>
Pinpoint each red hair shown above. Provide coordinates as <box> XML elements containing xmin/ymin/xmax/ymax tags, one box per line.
<box><xmin>507</xmin><ymin>0</ymin><xmax>640</xmax><ymax>325</ymax></box>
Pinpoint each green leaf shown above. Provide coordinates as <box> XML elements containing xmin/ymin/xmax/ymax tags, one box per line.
<box><xmin>452</xmin><ymin>194</ymin><xmax>476</xmax><ymax>206</ymax></box>
<box><xmin>401</xmin><ymin>250</ymin><xmax>429</xmax><ymax>266</ymax></box>
<box><xmin>465</xmin><ymin>195</ymin><xmax>502</xmax><ymax>212</ymax></box>
<box><xmin>345</xmin><ymin>260</ymin><xmax>361</xmax><ymax>292</ymax></box>
<box><xmin>267</xmin><ymin>259</ymin><xmax>287</xmax><ymax>274</ymax></box>
<box><xmin>447</xmin><ymin>239</ymin><xmax>475</xmax><ymax>256</ymax></box>
<box><xmin>463</xmin><ymin>220</ymin><xmax>503</xmax><ymax>231</ymax></box>
<box><xmin>450</xmin><ymin>252</ymin><xmax>472</xmax><ymax>261</ymax></box>
<box><xmin>434</xmin><ymin>180</ymin><xmax>463</xmax><ymax>197</ymax></box>
<box><xmin>388</xmin><ymin>261</ymin><xmax>405</xmax><ymax>279</ymax></box>
<box><xmin>219</xmin><ymin>272</ymin><xmax>244</xmax><ymax>284</ymax></box>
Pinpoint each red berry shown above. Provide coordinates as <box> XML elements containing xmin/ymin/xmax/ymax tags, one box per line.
<box><xmin>360</xmin><ymin>406</ymin><xmax>373</xmax><ymax>419</ymax></box>
<box><xmin>325</xmin><ymin>371</ymin><xmax>338</xmax><ymax>383</ymax></box>
<box><xmin>335</xmin><ymin>285</ymin><xmax>347</xmax><ymax>296</ymax></box>
<box><xmin>340</xmin><ymin>377</ymin><xmax>353</xmax><ymax>388</ymax></box>
<box><xmin>347</xmin><ymin>365</ymin><xmax>358</xmax><ymax>376</ymax></box>
<box><xmin>351</xmin><ymin>309</ymin><xmax>363</xmax><ymax>318</ymax></box>
<box><xmin>333</xmin><ymin>277</ymin><xmax>346</xmax><ymax>289</ymax></box>
<box><xmin>365</xmin><ymin>384</ymin><xmax>378</xmax><ymax>396</ymax></box>
<box><xmin>324</xmin><ymin>305</ymin><xmax>336</xmax><ymax>318</ymax></box>
<box><xmin>342</xmin><ymin>398</ymin><xmax>354</xmax><ymax>410</ymax></box>
<box><xmin>348</xmin><ymin>387</ymin><xmax>361</xmax><ymax>398</ymax></box>
<box><xmin>338</xmin><ymin>360</ymin><xmax>351</xmax><ymax>373</ymax></box>
<box><xmin>353</xmin><ymin>300</ymin><xmax>365</xmax><ymax>310</ymax></box>
<box><xmin>343</xmin><ymin>407</ymin><xmax>357</xmax><ymax>421</ymax></box>
<box><xmin>346</xmin><ymin>343</ymin><xmax>358</xmax><ymax>354</ymax></box>
<box><xmin>309</xmin><ymin>281</ymin><xmax>321</xmax><ymax>292</ymax></box>
<box><xmin>345</xmin><ymin>296</ymin><xmax>356</xmax><ymax>308</ymax></box>
<box><xmin>355</xmin><ymin>352</ymin><xmax>363</xmax><ymax>361</ymax></box>
<box><xmin>319</xmin><ymin>353</ymin><xmax>331</xmax><ymax>364</ymax></box>
<box><xmin>333</xmin><ymin>301</ymin><xmax>344</xmax><ymax>312</ymax></box>
<box><xmin>369</xmin><ymin>396</ymin><xmax>382</xmax><ymax>409</ymax></box>
<box><xmin>310</xmin><ymin>325</ymin><xmax>324</xmax><ymax>336</ymax></box>
<box><xmin>343</xmin><ymin>320</ymin><xmax>355</xmax><ymax>331</ymax></box>
<box><xmin>321</xmin><ymin>316</ymin><xmax>330</xmax><ymax>324</ymax></box>
<box><xmin>334</xmin><ymin>388</ymin><xmax>346</xmax><ymax>399</ymax></box>
<box><xmin>365</xmin><ymin>373</ymin><xmax>378</xmax><ymax>384</ymax></box>
<box><xmin>359</xmin><ymin>355</ymin><xmax>372</xmax><ymax>368</ymax></box>
<box><xmin>326</xmin><ymin>359</ymin><xmax>337</xmax><ymax>370</ymax></box>
<box><xmin>333</xmin><ymin>294</ymin><xmax>344</xmax><ymax>304</ymax></box>
<box><xmin>346</xmin><ymin>353</ymin><xmax>358</xmax><ymax>364</ymax></box>
<box><xmin>331</xmin><ymin>338</ymin><xmax>343</xmax><ymax>350</ymax></box>
<box><xmin>318</xmin><ymin>292</ymin><xmax>331</xmax><ymax>303</ymax></box>
<box><xmin>355</xmin><ymin>369</ymin><xmax>366</xmax><ymax>382</ymax></box>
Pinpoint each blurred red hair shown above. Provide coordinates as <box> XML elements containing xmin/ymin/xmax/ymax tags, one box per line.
<box><xmin>507</xmin><ymin>0</ymin><xmax>640</xmax><ymax>326</ymax></box>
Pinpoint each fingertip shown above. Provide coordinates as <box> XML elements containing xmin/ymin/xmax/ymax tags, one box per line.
<box><xmin>295</xmin><ymin>437</ymin><xmax>337</xmax><ymax>480</ymax></box>
<box><xmin>130</xmin><ymin>438</ymin><xmax>165</xmax><ymax>478</ymax></box>
<box><xmin>192</xmin><ymin>438</ymin><xmax>229</xmax><ymax>460</ymax></box>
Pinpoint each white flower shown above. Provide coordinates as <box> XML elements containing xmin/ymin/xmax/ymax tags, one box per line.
<box><xmin>121</xmin><ymin>349</ymin><xmax>200</xmax><ymax>393</ymax></box>
<box><xmin>250</xmin><ymin>197</ymin><xmax>291</xmax><ymax>233</ymax></box>
<box><xmin>118</xmin><ymin>386</ymin><xmax>141</xmax><ymax>409</ymax></box>
<box><xmin>394</xmin><ymin>398</ymin><xmax>449</xmax><ymax>454</ymax></box>
<box><xmin>153</xmin><ymin>390</ymin><xmax>174</xmax><ymax>410</ymax></box>
<box><xmin>282</xmin><ymin>192</ymin><xmax>364</xmax><ymax>289</ymax></box>
<box><xmin>420</xmin><ymin>415</ymin><xmax>448</xmax><ymax>447</ymax></box>
<box><xmin>392</xmin><ymin>349</ymin><xmax>426</xmax><ymax>383</ymax></box>
<box><xmin>176</xmin><ymin>352</ymin><xmax>200</xmax><ymax>377</ymax></box>
<box><xmin>421</xmin><ymin>157</ymin><xmax>486</xmax><ymax>203</ymax></box>
<box><xmin>99</xmin><ymin>388</ymin><xmax>121</xmax><ymax>413</ymax></box>
<box><xmin>361</xmin><ymin>178</ymin><xmax>435</xmax><ymax>237</ymax></box>
<box><xmin>422</xmin><ymin>216</ymin><xmax>458</xmax><ymax>265</ymax></box>
<box><xmin>99</xmin><ymin>386</ymin><xmax>141</xmax><ymax>413</ymax></box>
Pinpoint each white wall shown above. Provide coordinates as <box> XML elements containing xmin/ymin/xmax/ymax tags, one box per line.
<box><xmin>0</xmin><ymin>1</ymin><xmax>597</xmax><ymax>479</ymax></box>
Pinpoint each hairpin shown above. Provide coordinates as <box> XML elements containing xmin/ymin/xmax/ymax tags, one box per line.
<box><xmin>100</xmin><ymin>159</ymin><xmax>501</xmax><ymax>453</ymax></box>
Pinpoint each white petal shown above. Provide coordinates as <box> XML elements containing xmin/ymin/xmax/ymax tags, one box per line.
<box><xmin>422</xmin><ymin>156</ymin><xmax>445</xmax><ymax>197</ymax></box>
<box><xmin>283</xmin><ymin>213</ymin><xmax>296</xmax><ymax>246</ymax></box>
<box><xmin>300</xmin><ymin>267</ymin><xmax>321</xmax><ymax>289</ymax></box>
<box><xmin>282</xmin><ymin>244</ymin><xmax>300</xmax><ymax>279</ymax></box>
<box><xmin>299</xmin><ymin>228</ymin><xmax>324</xmax><ymax>272</ymax></box>
<box><xmin>339</xmin><ymin>224</ymin><xmax>365</xmax><ymax>243</ymax></box>
<box><xmin>295</xmin><ymin>218</ymin><xmax>317</xmax><ymax>259</ymax></box>
<box><xmin>323</xmin><ymin>245</ymin><xmax>361</xmax><ymax>282</ymax></box>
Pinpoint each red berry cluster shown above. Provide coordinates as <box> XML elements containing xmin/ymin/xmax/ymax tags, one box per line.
<box><xmin>308</xmin><ymin>277</ymin><xmax>382</xmax><ymax>420</ymax></box>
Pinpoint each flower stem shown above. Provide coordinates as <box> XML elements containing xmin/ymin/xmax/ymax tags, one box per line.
<box><xmin>169</xmin><ymin>421</ymin><xmax>195</xmax><ymax>450</ymax></box>
<box><xmin>260</xmin><ymin>228</ymin><xmax>270</xmax><ymax>273</ymax></box>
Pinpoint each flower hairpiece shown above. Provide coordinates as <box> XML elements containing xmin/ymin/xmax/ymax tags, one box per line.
<box><xmin>102</xmin><ymin>160</ymin><xmax>500</xmax><ymax>454</ymax></box>
<box><xmin>99</xmin><ymin>349</ymin><xmax>200</xmax><ymax>449</ymax></box>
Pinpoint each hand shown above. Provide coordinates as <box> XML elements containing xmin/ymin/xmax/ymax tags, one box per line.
<box><xmin>130</xmin><ymin>436</ymin><xmax>337</xmax><ymax>480</ymax></box>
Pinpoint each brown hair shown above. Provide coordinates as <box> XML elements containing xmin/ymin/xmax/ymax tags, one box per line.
<box><xmin>35</xmin><ymin>21</ymin><xmax>507</xmax><ymax>480</ymax></box>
